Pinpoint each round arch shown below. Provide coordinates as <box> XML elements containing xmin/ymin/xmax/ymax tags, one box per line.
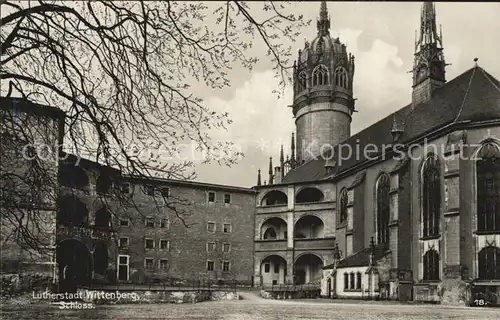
<box><xmin>59</xmin><ymin>163</ymin><xmax>89</xmax><ymax>189</ymax></box>
<box><xmin>56</xmin><ymin>239</ymin><xmax>93</xmax><ymax>292</ymax></box>
<box><xmin>293</xmin><ymin>253</ymin><xmax>324</xmax><ymax>285</ymax></box>
<box><xmin>57</xmin><ymin>195</ymin><xmax>89</xmax><ymax>227</ymax></box>
<box><xmin>260</xmin><ymin>190</ymin><xmax>288</xmax><ymax>206</ymax></box>
<box><xmin>260</xmin><ymin>254</ymin><xmax>288</xmax><ymax>286</ymax></box>
<box><xmin>294</xmin><ymin>214</ymin><xmax>325</xmax><ymax>239</ymax></box>
<box><xmin>94</xmin><ymin>207</ymin><xmax>112</xmax><ymax>231</ymax></box>
<box><xmin>295</xmin><ymin>187</ymin><xmax>325</xmax><ymax>203</ymax></box>
<box><xmin>259</xmin><ymin>217</ymin><xmax>287</xmax><ymax>240</ymax></box>
<box><xmin>294</xmin><ymin>252</ymin><xmax>324</xmax><ymax>264</ymax></box>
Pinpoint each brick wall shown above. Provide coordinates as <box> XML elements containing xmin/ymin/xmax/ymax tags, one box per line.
<box><xmin>117</xmin><ymin>180</ymin><xmax>256</xmax><ymax>284</ymax></box>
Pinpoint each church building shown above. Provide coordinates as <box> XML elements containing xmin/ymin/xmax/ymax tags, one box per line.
<box><xmin>253</xmin><ymin>1</ymin><xmax>500</xmax><ymax>304</ymax></box>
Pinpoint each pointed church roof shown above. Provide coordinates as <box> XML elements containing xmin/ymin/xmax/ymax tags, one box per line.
<box><xmin>282</xmin><ymin>66</ymin><xmax>500</xmax><ymax>184</ymax></box>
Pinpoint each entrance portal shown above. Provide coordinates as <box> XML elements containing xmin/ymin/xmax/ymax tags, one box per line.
<box><xmin>57</xmin><ymin>239</ymin><xmax>92</xmax><ymax>293</ymax></box>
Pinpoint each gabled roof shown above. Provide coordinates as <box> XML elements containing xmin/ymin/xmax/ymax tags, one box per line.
<box><xmin>323</xmin><ymin>244</ymin><xmax>388</xmax><ymax>269</ymax></box>
<box><xmin>283</xmin><ymin>67</ymin><xmax>500</xmax><ymax>184</ymax></box>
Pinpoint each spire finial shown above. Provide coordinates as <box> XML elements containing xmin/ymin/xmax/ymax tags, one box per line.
<box><xmin>268</xmin><ymin>157</ymin><xmax>273</xmax><ymax>185</ymax></box>
<box><xmin>412</xmin><ymin>1</ymin><xmax>446</xmax><ymax>90</ymax></box>
<box><xmin>316</xmin><ymin>1</ymin><xmax>330</xmax><ymax>36</ymax></box>
<box><xmin>474</xmin><ymin>57</ymin><xmax>479</xmax><ymax>67</ymax></box>
<box><xmin>280</xmin><ymin>144</ymin><xmax>284</xmax><ymax>165</ymax></box>
<box><xmin>257</xmin><ymin>169</ymin><xmax>262</xmax><ymax>186</ymax></box>
<box><xmin>291</xmin><ymin>132</ymin><xmax>296</xmax><ymax>167</ymax></box>
<box><xmin>416</xmin><ymin>2</ymin><xmax>441</xmax><ymax>49</ymax></box>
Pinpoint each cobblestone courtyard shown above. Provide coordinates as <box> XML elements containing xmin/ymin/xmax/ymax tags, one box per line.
<box><xmin>2</xmin><ymin>297</ymin><xmax>499</xmax><ymax>320</ymax></box>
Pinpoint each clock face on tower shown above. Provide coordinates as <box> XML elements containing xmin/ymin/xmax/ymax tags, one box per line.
<box><xmin>416</xmin><ymin>67</ymin><xmax>427</xmax><ymax>83</ymax></box>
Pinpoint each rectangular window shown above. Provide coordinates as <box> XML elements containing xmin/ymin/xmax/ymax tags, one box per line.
<box><xmin>119</xmin><ymin>237</ymin><xmax>129</xmax><ymax>247</ymax></box>
<box><xmin>118</xmin><ymin>255</ymin><xmax>129</xmax><ymax>281</ymax></box>
<box><xmin>159</xmin><ymin>259</ymin><xmax>168</xmax><ymax>270</ymax></box>
<box><xmin>120</xmin><ymin>219</ymin><xmax>129</xmax><ymax>226</ymax></box>
<box><xmin>223</xmin><ymin>223</ymin><xmax>231</xmax><ymax>233</ymax></box>
<box><xmin>145</xmin><ymin>258</ymin><xmax>154</xmax><ymax>270</ymax></box>
<box><xmin>207</xmin><ymin>260</ymin><xmax>214</xmax><ymax>271</ymax></box>
<box><xmin>160</xmin><ymin>240</ymin><xmax>170</xmax><ymax>250</ymax></box>
<box><xmin>222</xmin><ymin>261</ymin><xmax>230</xmax><ymax>272</ymax></box>
<box><xmin>264</xmin><ymin>263</ymin><xmax>270</xmax><ymax>273</ymax></box>
<box><xmin>145</xmin><ymin>185</ymin><xmax>155</xmax><ymax>196</ymax></box>
<box><xmin>208</xmin><ymin>192</ymin><xmax>215</xmax><ymax>203</ymax></box>
<box><xmin>207</xmin><ymin>222</ymin><xmax>215</xmax><ymax>233</ymax></box>
<box><xmin>356</xmin><ymin>272</ymin><xmax>362</xmax><ymax>290</ymax></box>
<box><xmin>160</xmin><ymin>218</ymin><xmax>169</xmax><ymax>228</ymax></box>
<box><xmin>145</xmin><ymin>217</ymin><xmax>155</xmax><ymax>228</ymax></box>
<box><xmin>274</xmin><ymin>264</ymin><xmax>279</xmax><ymax>274</ymax></box>
<box><xmin>145</xmin><ymin>238</ymin><xmax>154</xmax><ymax>249</ymax></box>
<box><xmin>207</xmin><ymin>242</ymin><xmax>216</xmax><ymax>252</ymax></box>
<box><xmin>161</xmin><ymin>187</ymin><xmax>170</xmax><ymax>197</ymax></box>
<box><xmin>222</xmin><ymin>243</ymin><xmax>230</xmax><ymax>253</ymax></box>
<box><xmin>224</xmin><ymin>194</ymin><xmax>231</xmax><ymax>204</ymax></box>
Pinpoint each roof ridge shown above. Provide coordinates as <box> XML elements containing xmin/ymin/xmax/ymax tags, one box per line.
<box><xmin>453</xmin><ymin>66</ymin><xmax>478</xmax><ymax>122</ymax></box>
<box><xmin>478</xmin><ymin>67</ymin><xmax>500</xmax><ymax>93</ymax></box>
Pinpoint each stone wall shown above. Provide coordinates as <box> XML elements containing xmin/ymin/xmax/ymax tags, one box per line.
<box><xmin>79</xmin><ymin>289</ymin><xmax>239</xmax><ymax>304</ymax></box>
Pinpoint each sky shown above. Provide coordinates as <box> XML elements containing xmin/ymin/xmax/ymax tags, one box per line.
<box><xmin>191</xmin><ymin>1</ymin><xmax>500</xmax><ymax>188</ymax></box>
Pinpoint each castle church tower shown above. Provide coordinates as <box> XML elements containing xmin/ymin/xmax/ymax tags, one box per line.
<box><xmin>412</xmin><ymin>2</ymin><xmax>446</xmax><ymax>106</ymax></box>
<box><xmin>292</xmin><ymin>1</ymin><xmax>356</xmax><ymax>163</ymax></box>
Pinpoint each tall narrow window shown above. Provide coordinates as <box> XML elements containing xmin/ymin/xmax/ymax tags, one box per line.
<box><xmin>422</xmin><ymin>155</ymin><xmax>441</xmax><ymax>238</ymax></box>
<box><xmin>298</xmin><ymin>72</ymin><xmax>307</xmax><ymax>92</ymax></box>
<box><xmin>476</xmin><ymin>143</ymin><xmax>500</xmax><ymax>232</ymax></box>
<box><xmin>356</xmin><ymin>272</ymin><xmax>362</xmax><ymax>290</ymax></box>
<box><xmin>334</xmin><ymin>67</ymin><xmax>348</xmax><ymax>88</ymax></box>
<box><xmin>349</xmin><ymin>272</ymin><xmax>355</xmax><ymax>289</ymax></box>
<box><xmin>343</xmin><ymin>273</ymin><xmax>348</xmax><ymax>290</ymax></box>
<box><xmin>376</xmin><ymin>173</ymin><xmax>390</xmax><ymax>245</ymax></box>
<box><xmin>423</xmin><ymin>249</ymin><xmax>440</xmax><ymax>281</ymax></box>
<box><xmin>339</xmin><ymin>189</ymin><xmax>348</xmax><ymax>224</ymax></box>
<box><xmin>312</xmin><ymin>64</ymin><xmax>329</xmax><ymax>86</ymax></box>
<box><xmin>478</xmin><ymin>246</ymin><xmax>500</xmax><ymax>280</ymax></box>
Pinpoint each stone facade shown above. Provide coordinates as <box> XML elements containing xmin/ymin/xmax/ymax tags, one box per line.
<box><xmin>116</xmin><ymin>178</ymin><xmax>256</xmax><ymax>285</ymax></box>
<box><xmin>1</xmin><ymin>98</ymin><xmax>65</xmax><ymax>283</ymax></box>
<box><xmin>254</xmin><ymin>1</ymin><xmax>500</xmax><ymax>307</ymax></box>
<box><xmin>254</xmin><ymin>182</ymin><xmax>336</xmax><ymax>286</ymax></box>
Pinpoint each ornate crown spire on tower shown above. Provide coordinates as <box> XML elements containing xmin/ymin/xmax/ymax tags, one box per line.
<box><xmin>415</xmin><ymin>2</ymin><xmax>442</xmax><ymax>50</ymax></box>
<box><xmin>317</xmin><ymin>1</ymin><xmax>331</xmax><ymax>36</ymax></box>
<box><xmin>412</xmin><ymin>1</ymin><xmax>446</xmax><ymax>105</ymax></box>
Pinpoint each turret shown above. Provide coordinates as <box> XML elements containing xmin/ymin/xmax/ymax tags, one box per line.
<box><xmin>412</xmin><ymin>2</ymin><xmax>447</xmax><ymax>107</ymax></box>
<box><xmin>292</xmin><ymin>1</ymin><xmax>356</xmax><ymax>163</ymax></box>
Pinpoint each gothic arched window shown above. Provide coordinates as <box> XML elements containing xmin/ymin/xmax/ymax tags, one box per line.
<box><xmin>356</xmin><ymin>272</ymin><xmax>362</xmax><ymax>290</ymax></box>
<box><xmin>422</xmin><ymin>155</ymin><xmax>441</xmax><ymax>238</ymax></box>
<box><xmin>423</xmin><ymin>248</ymin><xmax>440</xmax><ymax>281</ymax></box>
<box><xmin>339</xmin><ymin>189</ymin><xmax>348</xmax><ymax>224</ymax></box>
<box><xmin>476</xmin><ymin>142</ymin><xmax>500</xmax><ymax>232</ymax></box>
<box><xmin>478</xmin><ymin>246</ymin><xmax>500</xmax><ymax>280</ymax></box>
<box><xmin>343</xmin><ymin>273</ymin><xmax>348</xmax><ymax>289</ymax></box>
<box><xmin>298</xmin><ymin>72</ymin><xmax>307</xmax><ymax>92</ymax></box>
<box><xmin>312</xmin><ymin>64</ymin><xmax>329</xmax><ymax>86</ymax></box>
<box><xmin>334</xmin><ymin>67</ymin><xmax>348</xmax><ymax>88</ymax></box>
<box><xmin>376</xmin><ymin>173</ymin><xmax>390</xmax><ymax>245</ymax></box>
